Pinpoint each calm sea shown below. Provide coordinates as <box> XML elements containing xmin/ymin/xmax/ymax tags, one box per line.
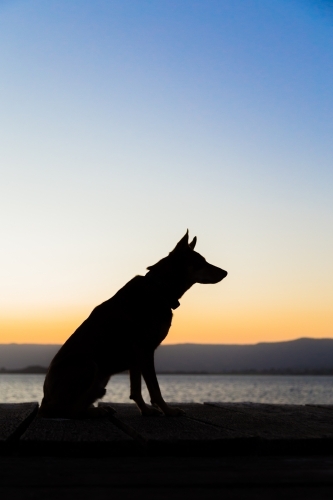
<box><xmin>1</xmin><ymin>373</ymin><xmax>333</xmax><ymax>405</ymax></box>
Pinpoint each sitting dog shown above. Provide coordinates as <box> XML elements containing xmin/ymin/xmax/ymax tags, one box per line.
<box><xmin>39</xmin><ymin>231</ymin><xmax>227</xmax><ymax>418</ymax></box>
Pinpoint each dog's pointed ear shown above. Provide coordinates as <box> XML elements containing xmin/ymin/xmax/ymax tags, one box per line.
<box><xmin>173</xmin><ymin>230</ymin><xmax>189</xmax><ymax>252</ymax></box>
<box><xmin>189</xmin><ymin>236</ymin><xmax>197</xmax><ymax>250</ymax></box>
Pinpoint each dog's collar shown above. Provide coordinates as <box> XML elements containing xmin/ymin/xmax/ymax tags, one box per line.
<box><xmin>169</xmin><ymin>299</ymin><xmax>180</xmax><ymax>310</ymax></box>
<box><xmin>145</xmin><ymin>274</ymin><xmax>180</xmax><ymax>310</ymax></box>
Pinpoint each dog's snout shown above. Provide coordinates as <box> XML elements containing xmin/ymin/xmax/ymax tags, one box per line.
<box><xmin>220</xmin><ymin>269</ymin><xmax>228</xmax><ymax>280</ymax></box>
<box><xmin>214</xmin><ymin>267</ymin><xmax>227</xmax><ymax>283</ymax></box>
<box><xmin>194</xmin><ymin>263</ymin><xmax>228</xmax><ymax>284</ymax></box>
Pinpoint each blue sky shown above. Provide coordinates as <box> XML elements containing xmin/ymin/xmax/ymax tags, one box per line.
<box><xmin>1</xmin><ymin>0</ymin><xmax>332</xmax><ymax>343</ymax></box>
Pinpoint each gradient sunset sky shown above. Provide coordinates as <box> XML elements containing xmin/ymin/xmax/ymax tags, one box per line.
<box><xmin>1</xmin><ymin>0</ymin><xmax>332</xmax><ymax>344</ymax></box>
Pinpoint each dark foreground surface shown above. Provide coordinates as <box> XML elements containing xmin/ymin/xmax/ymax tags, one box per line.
<box><xmin>1</xmin><ymin>401</ymin><xmax>333</xmax><ymax>499</ymax></box>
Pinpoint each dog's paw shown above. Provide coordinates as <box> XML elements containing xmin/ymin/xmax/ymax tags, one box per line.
<box><xmin>102</xmin><ymin>405</ymin><xmax>117</xmax><ymax>415</ymax></box>
<box><xmin>141</xmin><ymin>405</ymin><xmax>163</xmax><ymax>417</ymax></box>
<box><xmin>84</xmin><ymin>406</ymin><xmax>116</xmax><ymax>418</ymax></box>
<box><xmin>163</xmin><ymin>406</ymin><xmax>186</xmax><ymax>417</ymax></box>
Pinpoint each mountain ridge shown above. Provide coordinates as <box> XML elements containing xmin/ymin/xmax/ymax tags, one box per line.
<box><xmin>0</xmin><ymin>338</ymin><xmax>333</xmax><ymax>373</ymax></box>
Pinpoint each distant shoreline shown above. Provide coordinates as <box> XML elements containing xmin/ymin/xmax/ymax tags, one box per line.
<box><xmin>2</xmin><ymin>339</ymin><xmax>333</xmax><ymax>374</ymax></box>
<box><xmin>0</xmin><ymin>366</ymin><xmax>48</xmax><ymax>374</ymax></box>
<box><xmin>2</xmin><ymin>366</ymin><xmax>333</xmax><ymax>376</ymax></box>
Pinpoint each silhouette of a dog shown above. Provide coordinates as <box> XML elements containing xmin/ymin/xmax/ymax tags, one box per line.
<box><xmin>39</xmin><ymin>231</ymin><xmax>227</xmax><ymax>418</ymax></box>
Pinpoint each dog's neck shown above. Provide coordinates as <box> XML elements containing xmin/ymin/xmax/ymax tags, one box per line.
<box><xmin>145</xmin><ymin>272</ymin><xmax>181</xmax><ymax>310</ymax></box>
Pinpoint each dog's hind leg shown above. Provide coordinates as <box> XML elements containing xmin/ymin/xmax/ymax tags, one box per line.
<box><xmin>71</xmin><ymin>364</ymin><xmax>116</xmax><ymax>418</ymax></box>
<box><xmin>39</xmin><ymin>360</ymin><xmax>115</xmax><ymax>418</ymax></box>
<box><xmin>129</xmin><ymin>365</ymin><xmax>162</xmax><ymax>416</ymax></box>
<box><xmin>79</xmin><ymin>405</ymin><xmax>116</xmax><ymax>418</ymax></box>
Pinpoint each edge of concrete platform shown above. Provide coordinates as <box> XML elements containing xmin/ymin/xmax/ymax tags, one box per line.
<box><xmin>2</xmin><ymin>402</ymin><xmax>333</xmax><ymax>457</ymax></box>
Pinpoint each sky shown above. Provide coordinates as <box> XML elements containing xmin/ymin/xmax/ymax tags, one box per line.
<box><xmin>1</xmin><ymin>0</ymin><xmax>332</xmax><ymax>345</ymax></box>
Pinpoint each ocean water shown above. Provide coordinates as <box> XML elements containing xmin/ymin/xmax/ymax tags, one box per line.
<box><xmin>1</xmin><ymin>373</ymin><xmax>333</xmax><ymax>405</ymax></box>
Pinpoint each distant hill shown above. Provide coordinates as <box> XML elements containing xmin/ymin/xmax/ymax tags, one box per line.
<box><xmin>155</xmin><ymin>338</ymin><xmax>333</xmax><ymax>373</ymax></box>
<box><xmin>1</xmin><ymin>338</ymin><xmax>333</xmax><ymax>374</ymax></box>
<box><xmin>0</xmin><ymin>365</ymin><xmax>47</xmax><ymax>374</ymax></box>
<box><xmin>0</xmin><ymin>344</ymin><xmax>59</xmax><ymax>370</ymax></box>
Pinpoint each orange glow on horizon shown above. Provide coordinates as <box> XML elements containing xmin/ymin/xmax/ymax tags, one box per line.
<box><xmin>0</xmin><ymin>309</ymin><xmax>88</xmax><ymax>344</ymax></box>
<box><xmin>1</xmin><ymin>303</ymin><xmax>332</xmax><ymax>345</ymax></box>
<box><xmin>168</xmin><ymin>305</ymin><xmax>333</xmax><ymax>344</ymax></box>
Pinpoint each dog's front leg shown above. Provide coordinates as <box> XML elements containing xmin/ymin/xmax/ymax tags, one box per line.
<box><xmin>129</xmin><ymin>365</ymin><xmax>162</xmax><ymax>416</ymax></box>
<box><xmin>138</xmin><ymin>350</ymin><xmax>185</xmax><ymax>417</ymax></box>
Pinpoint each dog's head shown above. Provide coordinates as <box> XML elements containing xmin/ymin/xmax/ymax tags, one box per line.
<box><xmin>147</xmin><ymin>231</ymin><xmax>227</xmax><ymax>290</ymax></box>
<box><xmin>170</xmin><ymin>230</ymin><xmax>227</xmax><ymax>285</ymax></box>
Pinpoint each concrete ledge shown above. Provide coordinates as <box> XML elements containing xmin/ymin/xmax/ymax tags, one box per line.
<box><xmin>19</xmin><ymin>413</ymin><xmax>138</xmax><ymax>456</ymax></box>
<box><xmin>1</xmin><ymin>402</ymin><xmax>333</xmax><ymax>457</ymax></box>
<box><xmin>0</xmin><ymin>403</ymin><xmax>38</xmax><ymax>455</ymax></box>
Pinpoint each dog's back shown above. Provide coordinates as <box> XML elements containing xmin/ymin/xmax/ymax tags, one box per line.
<box><xmin>39</xmin><ymin>275</ymin><xmax>173</xmax><ymax>417</ymax></box>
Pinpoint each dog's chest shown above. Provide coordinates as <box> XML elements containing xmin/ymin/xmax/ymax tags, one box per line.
<box><xmin>156</xmin><ymin>324</ymin><xmax>171</xmax><ymax>344</ymax></box>
<box><xmin>151</xmin><ymin>322</ymin><xmax>171</xmax><ymax>346</ymax></box>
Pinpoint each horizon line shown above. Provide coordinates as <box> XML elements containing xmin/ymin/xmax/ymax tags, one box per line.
<box><xmin>1</xmin><ymin>337</ymin><xmax>333</xmax><ymax>347</ymax></box>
